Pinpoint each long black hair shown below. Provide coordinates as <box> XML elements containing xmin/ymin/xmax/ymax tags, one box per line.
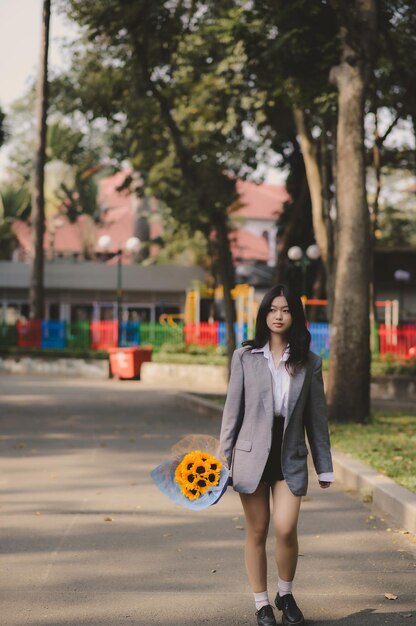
<box><xmin>242</xmin><ymin>284</ymin><xmax>311</xmax><ymax>374</ymax></box>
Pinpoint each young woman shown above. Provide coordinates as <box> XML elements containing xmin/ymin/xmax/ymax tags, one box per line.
<box><xmin>219</xmin><ymin>284</ymin><xmax>333</xmax><ymax>626</ymax></box>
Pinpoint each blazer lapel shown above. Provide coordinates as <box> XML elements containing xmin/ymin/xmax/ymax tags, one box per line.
<box><xmin>286</xmin><ymin>366</ymin><xmax>307</xmax><ymax>425</ymax></box>
<box><xmin>252</xmin><ymin>352</ymin><xmax>274</xmax><ymax>420</ymax></box>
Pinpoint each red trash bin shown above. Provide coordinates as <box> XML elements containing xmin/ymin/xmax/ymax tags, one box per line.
<box><xmin>108</xmin><ymin>347</ymin><xmax>152</xmax><ymax>380</ymax></box>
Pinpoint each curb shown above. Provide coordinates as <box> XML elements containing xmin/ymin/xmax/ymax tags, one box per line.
<box><xmin>332</xmin><ymin>450</ymin><xmax>416</xmax><ymax>535</ymax></box>
<box><xmin>175</xmin><ymin>391</ymin><xmax>416</xmax><ymax>535</ymax></box>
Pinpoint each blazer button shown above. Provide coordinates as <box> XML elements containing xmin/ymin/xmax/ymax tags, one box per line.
<box><xmin>267</xmin><ymin>447</ymin><xmax>270</xmax><ymax>453</ymax></box>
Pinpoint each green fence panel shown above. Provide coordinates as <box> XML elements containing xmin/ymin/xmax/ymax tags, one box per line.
<box><xmin>0</xmin><ymin>324</ymin><xmax>18</xmax><ymax>347</ymax></box>
<box><xmin>66</xmin><ymin>321</ymin><xmax>91</xmax><ymax>350</ymax></box>
<box><xmin>139</xmin><ymin>323</ymin><xmax>184</xmax><ymax>352</ymax></box>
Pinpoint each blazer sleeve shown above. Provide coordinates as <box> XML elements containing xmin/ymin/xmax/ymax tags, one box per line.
<box><xmin>219</xmin><ymin>349</ymin><xmax>245</xmax><ymax>466</ymax></box>
<box><xmin>304</xmin><ymin>356</ymin><xmax>333</xmax><ymax>476</ymax></box>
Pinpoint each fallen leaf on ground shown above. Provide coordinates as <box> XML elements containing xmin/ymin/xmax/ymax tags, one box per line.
<box><xmin>400</xmin><ymin>614</ymin><xmax>413</xmax><ymax>619</ymax></box>
<box><xmin>384</xmin><ymin>593</ymin><xmax>398</xmax><ymax>600</ymax></box>
<box><xmin>235</xmin><ymin>525</ymin><xmax>244</xmax><ymax>530</ymax></box>
<box><xmin>104</xmin><ymin>516</ymin><xmax>113</xmax><ymax>522</ymax></box>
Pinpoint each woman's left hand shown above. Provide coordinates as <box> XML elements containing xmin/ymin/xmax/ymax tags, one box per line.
<box><xmin>319</xmin><ymin>480</ymin><xmax>331</xmax><ymax>489</ymax></box>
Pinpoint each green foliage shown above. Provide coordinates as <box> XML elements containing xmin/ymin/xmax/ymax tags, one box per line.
<box><xmin>3</xmin><ymin>85</ymin><xmax>114</xmax><ymax>222</ymax></box>
<box><xmin>158</xmin><ymin>342</ymin><xmax>227</xmax><ymax>357</ymax></box>
<box><xmin>153</xmin><ymin>351</ymin><xmax>227</xmax><ymax>366</ymax></box>
<box><xmin>0</xmin><ymin>185</ymin><xmax>31</xmax><ymax>259</ymax></box>
<box><xmin>59</xmin><ymin>1</ymin><xmax>260</xmax><ymax>235</ymax></box>
<box><xmin>0</xmin><ymin>185</ymin><xmax>31</xmax><ymax>222</ymax></box>
<box><xmin>376</xmin><ymin>355</ymin><xmax>416</xmax><ymax>377</ymax></box>
<box><xmin>377</xmin><ymin>204</ymin><xmax>416</xmax><ymax>248</ymax></box>
<box><xmin>0</xmin><ymin>346</ymin><xmax>109</xmax><ymax>359</ymax></box>
<box><xmin>0</xmin><ymin>107</ymin><xmax>7</xmax><ymax>147</ymax></box>
<box><xmin>330</xmin><ymin>412</ymin><xmax>416</xmax><ymax>493</ymax></box>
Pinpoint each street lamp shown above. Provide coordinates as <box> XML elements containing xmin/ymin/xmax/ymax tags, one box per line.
<box><xmin>287</xmin><ymin>244</ymin><xmax>321</xmax><ymax>298</ymax></box>
<box><xmin>97</xmin><ymin>235</ymin><xmax>141</xmax><ymax>324</ymax></box>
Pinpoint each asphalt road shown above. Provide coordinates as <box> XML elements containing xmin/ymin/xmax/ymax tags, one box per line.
<box><xmin>0</xmin><ymin>375</ymin><xmax>415</xmax><ymax>626</ymax></box>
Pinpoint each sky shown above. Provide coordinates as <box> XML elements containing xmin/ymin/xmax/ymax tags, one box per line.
<box><xmin>0</xmin><ymin>0</ymin><xmax>75</xmax><ymax>109</ymax></box>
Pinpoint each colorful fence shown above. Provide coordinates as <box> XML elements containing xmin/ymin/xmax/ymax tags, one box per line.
<box><xmin>1</xmin><ymin>320</ymin><xmax>415</xmax><ymax>359</ymax></box>
<box><xmin>308</xmin><ymin>322</ymin><xmax>330</xmax><ymax>358</ymax></box>
<box><xmin>378</xmin><ymin>324</ymin><xmax>416</xmax><ymax>358</ymax></box>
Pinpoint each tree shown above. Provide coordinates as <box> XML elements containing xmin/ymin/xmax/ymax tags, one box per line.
<box><xmin>226</xmin><ymin>1</ymin><xmax>340</xmax><ymax>302</ymax></box>
<box><xmin>29</xmin><ymin>0</ymin><xmax>51</xmax><ymax>320</ymax></box>
<box><xmin>61</xmin><ymin>1</ymin><xmax>261</xmax><ymax>364</ymax></box>
<box><xmin>326</xmin><ymin>0</ymin><xmax>377</xmax><ymax>423</ymax></box>
<box><xmin>0</xmin><ymin>107</ymin><xmax>6</xmax><ymax>148</ymax></box>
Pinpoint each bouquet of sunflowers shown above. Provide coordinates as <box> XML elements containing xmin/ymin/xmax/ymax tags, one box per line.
<box><xmin>150</xmin><ymin>434</ymin><xmax>230</xmax><ymax>510</ymax></box>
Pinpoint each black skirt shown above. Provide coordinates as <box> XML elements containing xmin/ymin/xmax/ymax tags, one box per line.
<box><xmin>261</xmin><ymin>414</ymin><xmax>285</xmax><ymax>484</ymax></box>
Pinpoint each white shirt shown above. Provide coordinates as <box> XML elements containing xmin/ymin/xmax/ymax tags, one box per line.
<box><xmin>252</xmin><ymin>343</ymin><xmax>334</xmax><ymax>484</ymax></box>
<box><xmin>252</xmin><ymin>342</ymin><xmax>290</xmax><ymax>417</ymax></box>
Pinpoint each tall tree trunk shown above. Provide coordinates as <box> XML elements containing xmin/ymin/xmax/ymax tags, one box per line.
<box><xmin>293</xmin><ymin>108</ymin><xmax>328</xmax><ymax>264</ymax></box>
<box><xmin>274</xmin><ymin>173</ymin><xmax>309</xmax><ymax>284</ymax></box>
<box><xmin>29</xmin><ymin>0</ymin><xmax>51</xmax><ymax>319</ymax></box>
<box><xmin>214</xmin><ymin>213</ymin><xmax>237</xmax><ymax>369</ymax></box>
<box><xmin>327</xmin><ymin>0</ymin><xmax>376</xmax><ymax>423</ymax></box>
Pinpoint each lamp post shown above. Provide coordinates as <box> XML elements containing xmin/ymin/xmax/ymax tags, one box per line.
<box><xmin>98</xmin><ymin>235</ymin><xmax>141</xmax><ymax>324</ymax></box>
<box><xmin>393</xmin><ymin>269</ymin><xmax>411</xmax><ymax>322</ymax></box>
<box><xmin>287</xmin><ymin>244</ymin><xmax>321</xmax><ymax>299</ymax></box>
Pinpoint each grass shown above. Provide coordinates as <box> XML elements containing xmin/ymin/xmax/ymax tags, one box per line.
<box><xmin>329</xmin><ymin>411</ymin><xmax>416</xmax><ymax>493</ymax></box>
<box><xmin>0</xmin><ymin>347</ymin><xmax>109</xmax><ymax>359</ymax></box>
<box><xmin>153</xmin><ymin>352</ymin><xmax>227</xmax><ymax>365</ymax></box>
<box><xmin>194</xmin><ymin>394</ymin><xmax>416</xmax><ymax>494</ymax></box>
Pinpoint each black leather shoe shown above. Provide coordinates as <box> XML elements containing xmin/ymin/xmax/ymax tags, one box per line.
<box><xmin>256</xmin><ymin>604</ymin><xmax>277</xmax><ymax>626</ymax></box>
<box><xmin>275</xmin><ymin>593</ymin><xmax>305</xmax><ymax>625</ymax></box>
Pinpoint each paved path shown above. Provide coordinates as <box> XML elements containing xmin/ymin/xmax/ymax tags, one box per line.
<box><xmin>0</xmin><ymin>375</ymin><xmax>415</xmax><ymax>626</ymax></box>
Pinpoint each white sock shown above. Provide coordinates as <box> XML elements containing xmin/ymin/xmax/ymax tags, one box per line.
<box><xmin>278</xmin><ymin>576</ymin><xmax>293</xmax><ymax>596</ymax></box>
<box><xmin>254</xmin><ymin>590</ymin><xmax>270</xmax><ymax>610</ymax></box>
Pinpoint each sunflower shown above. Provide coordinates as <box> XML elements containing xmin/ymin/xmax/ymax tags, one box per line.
<box><xmin>175</xmin><ymin>450</ymin><xmax>222</xmax><ymax>500</ymax></box>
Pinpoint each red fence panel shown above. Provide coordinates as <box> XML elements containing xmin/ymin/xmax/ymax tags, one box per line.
<box><xmin>90</xmin><ymin>321</ymin><xmax>118</xmax><ymax>350</ymax></box>
<box><xmin>184</xmin><ymin>322</ymin><xmax>219</xmax><ymax>346</ymax></box>
<box><xmin>16</xmin><ymin>321</ymin><xmax>42</xmax><ymax>348</ymax></box>
<box><xmin>379</xmin><ymin>324</ymin><xmax>416</xmax><ymax>358</ymax></box>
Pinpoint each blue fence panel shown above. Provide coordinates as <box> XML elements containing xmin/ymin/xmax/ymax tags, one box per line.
<box><xmin>218</xmin><ymin>322</ymin><xmax>248</xmax><ymax>347</ymax></box>
<box><xmin>309</xmin><ymin>322</ymin><xmax>330</xmax><ymax>358</ymax></box>
<box><xmin>41</xmin><ymin>321</ymin><xmax>66</xmax><ymax>349</ymax></box>
<box><xmin>119</xmin><ymin>322</ymin><xmax>140</xmax><ymax>347</ymax></box>
<box><xmin>218</xmin><ymin>322</ymin><xmax>226</xmax><ymax>346</ymax></box>
<box><xmin>235</xmin><ymin>322</ymin><xmax>248</xmax><ymax>345</ymax></box>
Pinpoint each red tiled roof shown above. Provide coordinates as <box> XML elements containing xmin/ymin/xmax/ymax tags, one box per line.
<box><xmin>229</xmin><ymin>228</ymin><xmax>270</xmax><ymax>262</ymax></box>
<box><xmin>11</xmin><ymin>171</ymin><xmax>286</xmax><ymax>264</ymax></box>
<box><xmin>233</xmin><ymin>179</ymin><xmax>290</xmax><ymax>220</ymax></box>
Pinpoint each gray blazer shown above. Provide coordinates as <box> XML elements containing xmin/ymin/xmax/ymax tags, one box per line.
<box><xmin>219</xmin><ymin>347</ymin><xmax>333</xmax><ymax>496</ymax></box>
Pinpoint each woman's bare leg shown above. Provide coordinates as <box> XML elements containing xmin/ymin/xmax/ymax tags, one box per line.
<box><xmin>271</xmin><ymin>480</ymin><xmax>302</xmax><ymax>582</ymax></box>
<box><xmin>239</xmin><ymin>482</ymin><xmax>271</xmax><ymax>592</ymax></box>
